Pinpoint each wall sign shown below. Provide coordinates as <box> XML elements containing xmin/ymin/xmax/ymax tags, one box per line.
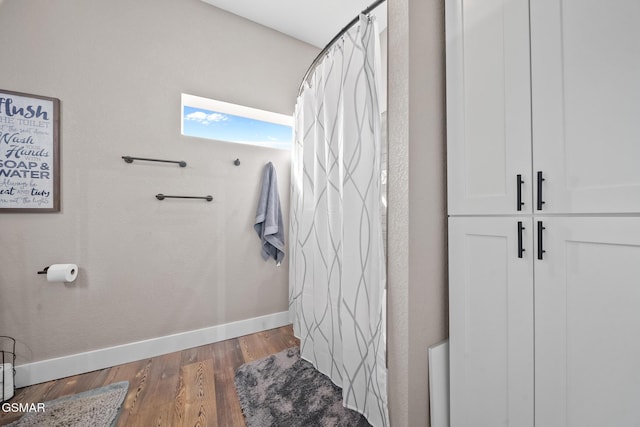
<box><xmin>0</xmin><ymin>89</ymin><xmax>60</xmax><ymax>212</ymax></box>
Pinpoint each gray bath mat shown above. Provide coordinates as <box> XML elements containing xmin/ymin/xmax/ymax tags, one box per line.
<box><xmin>8</xmin><ymin>381</ymin><xmax>128</xmax><ymax>427</ymax></box>
<box><xmin>234</xmin><ymin>347</ymin><xmax>370</xmax><ymax>427</ymax></box>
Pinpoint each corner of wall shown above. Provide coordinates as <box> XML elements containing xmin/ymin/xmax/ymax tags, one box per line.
<box><xmin>387</xmin><ymin>0</ymin><xmax>447</xmax><ymax>426</ymax></box>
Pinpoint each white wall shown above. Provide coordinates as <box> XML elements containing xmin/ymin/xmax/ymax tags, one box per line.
<box><xmin>0</xmin><ymin>0</ymin><xmax>318</xmax><ymax>366</ymax></box>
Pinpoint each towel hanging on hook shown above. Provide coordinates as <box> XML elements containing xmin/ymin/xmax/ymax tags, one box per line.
<box><xmin>254</xmin><ymin>162</ymin><xmax>285</xmax><ymax>265</ymax></box>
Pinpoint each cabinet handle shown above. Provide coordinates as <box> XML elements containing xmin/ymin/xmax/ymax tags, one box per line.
<box><xmin>517</xmin><ymin>174</ymin><xmax>524</xmax><ymax>211</ymax></box>
<box><xmin>537</xmin><ymin>171</ymin><xmax>545</xmax><ymax>211</ymax></box>
<box><xmin>517</xmin><ymin>221</ymin><xmax>525</xmax><ymax>258</ymax></box>
<box><xmin>537</xmin><ymin>221</ymin><xmax>546</xmax><ymax>260</ymax></box>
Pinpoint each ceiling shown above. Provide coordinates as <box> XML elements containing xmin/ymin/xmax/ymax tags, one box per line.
<box><xmin>200</xmin><ymin>0</ymin><xmax>387</xmax><ymax>49</ymax></box>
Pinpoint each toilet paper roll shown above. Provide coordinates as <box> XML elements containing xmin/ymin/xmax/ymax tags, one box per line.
<box><xmin>46</xmin><ymin>264</ymin><xmax>78</xmax><ymax>282</ymax></box>
<box><xmin>1</xmin><ymin>363</ymin><xmax>14</xmax><ymax>401</ymax></box>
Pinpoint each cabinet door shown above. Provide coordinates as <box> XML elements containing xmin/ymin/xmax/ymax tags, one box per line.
<box><xmin>531</xmin><ymin>0</ymin><xmax>640</xmax><ymax>214</ymax></box>
<box><xmin>535</xmin><ymin>217</ymin><xmax>640</xmax><ymax>427</ymax></box>
<box><xmin>449</xmin><ymin>217</ymin><xmax>533</xmax><ymax>427</ymax></box>
<box><xmin>446</xmin><ymin>0</ymin><xmax>532</xmax><ymax>215</ymax></box>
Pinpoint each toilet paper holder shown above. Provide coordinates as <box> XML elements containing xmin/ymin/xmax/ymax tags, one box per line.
<box><xmin>36</xmin><ymin>264</ymin><xmax>79</xmax><ymax>283</ymax></box>
<box><xmin>37</xmin><ymin>265</ymin><xmax>78</xmax><ymax>275</ymax></box>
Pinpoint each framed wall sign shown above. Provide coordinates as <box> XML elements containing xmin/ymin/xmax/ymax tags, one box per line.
<box><xmin>0</xmin><ymin>89</ymin><xmax>60</xmax><ymax>212</ymax></box>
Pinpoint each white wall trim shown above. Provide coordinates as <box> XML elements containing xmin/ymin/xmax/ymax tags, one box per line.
<box><xmin>14</xmin><ymin>311</ymin><xmax>290</xmax><ymax>388</ymax></box>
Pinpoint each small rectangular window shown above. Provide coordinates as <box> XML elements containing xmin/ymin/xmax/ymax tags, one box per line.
<box><xmin>181</xmin><ymin>94</ymin><xmax>293</xmax><ymax>150</ymax></box>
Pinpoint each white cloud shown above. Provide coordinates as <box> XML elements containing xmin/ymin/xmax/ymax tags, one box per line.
<box><xmin>206</xmin><ymin>112</ymin><xmax>227</xmax><ymax>122</ymax></box>
<box><xmin>185</xmin><ymin>111</ymin><xmax>208</xmax><ymax>121</ymax></box>
<box><xmin>185</xmin><ymin>110</ymin><xmax>229</xmax><ymax>124</ymax></box>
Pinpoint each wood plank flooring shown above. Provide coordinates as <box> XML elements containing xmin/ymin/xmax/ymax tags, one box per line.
<box><xmin>0</xmin><ymin>325</ymin><xmax>298</xmax><ymax>426</ymax></box>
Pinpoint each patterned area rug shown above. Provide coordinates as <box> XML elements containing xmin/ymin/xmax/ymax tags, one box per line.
<box><xmin>235</xmin><ymin>347</ymin><xmax>371</xmax><ymax>427</ymax></box>
<box><xmin>8</xmin><ymin>381</ymin><xmax>128</xmax><ymax>427</ymax></box>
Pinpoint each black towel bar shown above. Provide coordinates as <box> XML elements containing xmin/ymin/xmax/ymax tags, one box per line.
<box><xmin>123</xmin><ymin>156</ymin><xmax>187</xmax><ymax>167</ymax></box>
<box><xmin>156</xmin><ymin>194</ymin><xmax>213</xmax><ymax>201</ymax></box>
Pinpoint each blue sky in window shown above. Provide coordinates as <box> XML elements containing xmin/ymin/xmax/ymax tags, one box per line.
<box><xmin>183</xmin><ymin>106</ymin><xmax>292</xmax><ymax>150</ymax></box>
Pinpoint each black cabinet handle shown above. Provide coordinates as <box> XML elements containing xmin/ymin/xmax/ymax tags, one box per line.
<box><xmin>517</xmin><ymin>221</ymin><xmax>525</xmax><ymax>258</ymax></box>
<box><xmin>517</xmin><ymin>174</ymin><xmax>524</xmax><ymax>211</ymax></box>
<box><xmin>537</xmin><ymin>171</ymin><xmax>545</xmax><ymax>211</ymax></box>
<box><xmin>537</xmin><ymin>221</ymin><xmax>546</xmax><ymax>260</ymax></box>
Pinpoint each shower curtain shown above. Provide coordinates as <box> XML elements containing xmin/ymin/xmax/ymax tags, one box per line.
<box><xmin>289</xmin><ymin>15</ymin><xmax>388</xmax><ymax>427</ymax></box>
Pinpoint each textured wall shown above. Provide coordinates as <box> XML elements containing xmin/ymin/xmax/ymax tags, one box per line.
<box><xmin>387</xmin><ymin>0</ymin><xmax>448</xmax><ymax>425</ymax></box>
<box><xmin>387</xmin><ymin>0</ymin><xmax>411</xmax><ymax>422</ymax></box>
<box><xmin>0</xmin><ymin>0</ymin><xmax>318</xmax><ymax>364</ymax></box>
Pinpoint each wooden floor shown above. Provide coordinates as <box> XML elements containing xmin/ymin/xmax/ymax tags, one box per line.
<box><xmin>0</xmin><ymin>325</ymin><xmax>299</xmax><ymax>426</ymax></box>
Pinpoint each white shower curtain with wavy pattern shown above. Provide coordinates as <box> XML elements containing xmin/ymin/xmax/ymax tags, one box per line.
<box><xmin>289</xmin><ymin>15</ymin><xmax>388</xmax><ymax>427</ymax></box>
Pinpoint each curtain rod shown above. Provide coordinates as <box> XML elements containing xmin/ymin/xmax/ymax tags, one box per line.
<box><xmin>297</xmin><ymin>0</ymin><xmax>386</xmax><ymax>97</ymax></box>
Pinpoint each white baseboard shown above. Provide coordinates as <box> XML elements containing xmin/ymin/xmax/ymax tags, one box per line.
<box><xmin>14</xmin><ymin>311</ymin><xmax>290</xmax><ymax>388</ymax></box>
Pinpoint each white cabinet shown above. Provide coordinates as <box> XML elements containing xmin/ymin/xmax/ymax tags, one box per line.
<box><xmin>534</xmin><ymin>217</ymin><xmax>640</xmax><ymax>427</ymax></box>
<box><xmin>447</xmin><ymin>0</ymin><xmax>640</xmax><ymax>216</ymax></box>
<box><xmin>447</xmin><ymin>0</ymin><xmax>640</xmax><ymax>426</ymax></box>
<box><xmin>446</xmin><ymin>0</ymin><xmax>532</xmax><ymax>215</ymax></box>
<box><xmin>531</xmin><ymin>0</ymin><xmax>640</xmax><ymax>214</ymax></box>
<box><xmin>449</xmin><ymin>217</ymin><xmax>533</xmax><ymax>427</ymax></box>
<box><xmin>450</xmin><ymin>216</ymin><xmax>640</xmax><ymax>427</ymax></box>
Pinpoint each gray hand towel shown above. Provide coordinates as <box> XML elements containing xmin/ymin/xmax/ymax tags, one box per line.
<box><xmin>254</xmin><ymin>162</ymin><xmax>285</xmax><ymax>265</ymax></box>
